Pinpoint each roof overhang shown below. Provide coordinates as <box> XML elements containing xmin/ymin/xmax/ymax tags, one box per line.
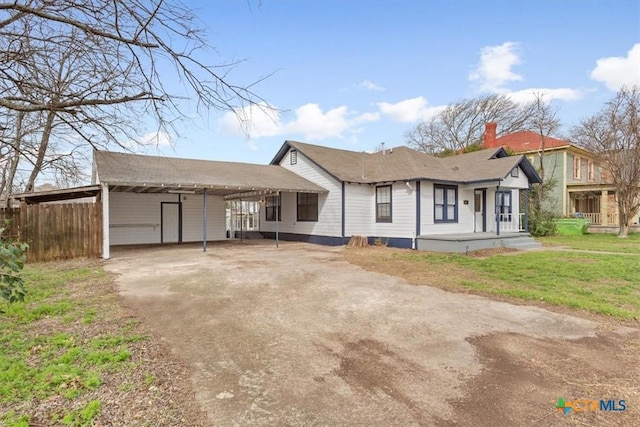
<box><xmin>12</xmin><ymin>185</ymin><xmax>101</xmax><ymax>204</ymax></box>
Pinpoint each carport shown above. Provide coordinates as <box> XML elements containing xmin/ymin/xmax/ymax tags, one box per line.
<box><xmin>94</xmin><ymin>151</ymin><xmax>325</xmax><ymax>258</ymax></box>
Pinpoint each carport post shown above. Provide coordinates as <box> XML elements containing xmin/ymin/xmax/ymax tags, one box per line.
<box><xmin>101</xmin><ymin>183</ymin><xmax>110</xmax><ymax>259</ymax></box>
<box><xmin>202</xmin><ymin>188</ymin><xmax>207</xmax><ymax>252</ymax></box>
<box><xmin>275</xmin><ymin>191</ymin><xmax>279</xmax><ymax>248</ymax></box>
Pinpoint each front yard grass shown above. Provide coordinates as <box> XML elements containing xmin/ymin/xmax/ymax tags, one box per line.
<box><xmin>345</xmin><ymin>246</ymin><xmax>640</xmax><ymax>321</ymax></box>
<box><xmin>540</xmin><ymin>232</ymin><xmax>640</xmax><ymax>253</ymax></box>
<box><xmin>0</xmin><ymin>260</ymin><xmax>205</xmax><ymax>426</ymax></box>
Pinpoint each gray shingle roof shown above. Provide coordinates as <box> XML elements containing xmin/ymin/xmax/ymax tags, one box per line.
<box><xmin>275</xmin><ymin>141</ymin><xmax>541</xmax><ymax>184</ymax></box>
<box><xmin>94</xmin><ymin>151</ymin><xmax>326</xmax><ymax>193</ymax></box>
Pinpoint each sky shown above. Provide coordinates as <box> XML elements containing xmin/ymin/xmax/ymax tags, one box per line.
<box><xmin>135</xmin><ymin>0</ymin><xmax>640</xmax><ymax>165</ymax></box>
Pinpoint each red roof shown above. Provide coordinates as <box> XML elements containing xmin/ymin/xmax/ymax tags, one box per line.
<box><xmin>492</xmin><ymin>130</ymin><xmax>570</xmax><ymax>153</ymax></box>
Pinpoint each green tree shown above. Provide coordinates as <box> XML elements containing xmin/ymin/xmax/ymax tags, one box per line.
<box><xmin>527</xmin><ymin>177</ymin><xmax>558</xmax><ymax>237</ymax></box>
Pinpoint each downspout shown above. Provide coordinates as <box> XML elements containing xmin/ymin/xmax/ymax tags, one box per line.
<box><xmin>202</xmin><ymin>189</ymin><xmax>207</xmax><ymax>252</ymax></box>
<box><xmin>240</xmin><ymin>199</ymin><xmax>243</xmax><ymax>243</ymax></box>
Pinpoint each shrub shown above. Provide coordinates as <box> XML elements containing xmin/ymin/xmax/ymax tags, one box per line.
<box><xmin>0</xmin><ymin>224</ymin><xmax>28</xmax><ymax>303</ymax></box>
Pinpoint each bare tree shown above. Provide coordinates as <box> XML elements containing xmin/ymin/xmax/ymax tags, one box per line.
<box><xmin>521</xmin><ymin>93</ymin><xmax>562</xmax><ymax>235</ymax></box>
<box><xmin>528</xmin><ymin>93</ymin><xmax>561</xmax><ymax>181</ymax></box>
<box><xmin>0</xmin><ymin>0</ymin><xmax>271</xmax><ymax>194</ymax></box>
<box><xmin>573</xmin><ymin>86</ymin><xmax>640</xmax><ymax>238</ymax></box>
<box><xmin>405</xmin><ymin>94</ymin><xmax>535</xmax><ymax>155</ymax></box>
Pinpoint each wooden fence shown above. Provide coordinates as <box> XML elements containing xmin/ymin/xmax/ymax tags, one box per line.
<box><xmin>0</xmin><ymin>203</ymin><xmax>102</xmax><ymax>262</ymax></box>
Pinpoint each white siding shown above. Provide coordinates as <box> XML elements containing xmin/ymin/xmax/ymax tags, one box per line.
<box><xmin>109</xmin><ymin>192</ymin><xmax>226</xmax><ymax>245</ymax></box>
<box><xmin>501</xmin><ymin>166</ymin><xmax>530</xmax><ymax>189</ymax></box>
<box><xmin>181</xmin><ymin>193</ymin><xmax>227</xmax><ymax>241</ymax></box>
<box><xmin>420</xmin><ymin>182</ymin><xmax>475</xmax><ymax>235</ymax></box>
<box><xmin>344</xmin><ymin>183</ymin><xmax>374</xmax><ymax>236</ymax></box>
<box><xmin>370</xmin><ymin>181</ymin><xmax>416</xmax><ymax>238</ymax></box>
<box><xmin>261</xmin><ymin>149</ymin><xmax>343</xmax><ymax>237</ymax></box>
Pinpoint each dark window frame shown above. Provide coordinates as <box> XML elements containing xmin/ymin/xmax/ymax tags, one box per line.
<box><xmin>290</xmin><ymin>149</ymin><xmax>297</xmax><ymax>165</ymax></box>
<box><xmin>297</xmin><ymin>192</ymin><xmax>318</xmax><ymax>222</ymax></box>
<box><xmin>434</xmin><ymin>184</ymin><xmax>458</xmax><ymax>223</ymax></box>
<box><xmin>375</xmin><ymin>185</ymin><xmax>392</xmax><ymax>223</ymax></box>
<box><xmin>265</xmin><ymin>195</ymin><xmax>281</xmax><ymax>222</ymax></box>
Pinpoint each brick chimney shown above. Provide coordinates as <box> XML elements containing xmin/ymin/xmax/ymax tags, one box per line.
<box><xmin>484</xmin><ymin>122</ymin><xmax>498</xmax><ymax>148</ymax></box>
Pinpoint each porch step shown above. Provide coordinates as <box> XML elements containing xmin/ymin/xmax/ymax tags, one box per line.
<box><xmin>416</xmin><ymin>233</ymin><xmax>541</xmax><ymax>253</ymax></box>
<box><xmin>502</xmin><ymin>236</ymin><xmax>542</xmax><ymax>251</ymax></box>
<box><xmin>234</xmin><ymin>230</ymin><xmax>264</xmax><ymax>239</ymax></box>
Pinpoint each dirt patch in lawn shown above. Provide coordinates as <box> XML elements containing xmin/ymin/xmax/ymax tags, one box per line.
<box><xmin>437</xmin><ymin>332</ymin><xmax>640</xmax><ymax>427</ymax></box>
<box><xmin>344</xmin><ymin>245</ymin><xmax>480</xmax><ymax>292</ymax></box>
<box><xmin>347</xmin><ymin>245</ymin><xmax>640</xmax><ymax>425</ymax></box>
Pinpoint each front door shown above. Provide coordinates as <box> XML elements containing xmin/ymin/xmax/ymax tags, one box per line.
<box><xmin>474</xmin><ymin>189</ymin><xmax>486</xmax><ymax>232</ymax></box>
<box><xmin>161</xmin><ymin>202</ymin><xmax>180</xmax><ymax>243</ymax></box>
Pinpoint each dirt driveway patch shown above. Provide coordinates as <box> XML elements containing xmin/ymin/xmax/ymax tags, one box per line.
<box><xmin>106</xmin><ymin>242</ymin><xmax>638</xmax><ymax>426</ymax></box>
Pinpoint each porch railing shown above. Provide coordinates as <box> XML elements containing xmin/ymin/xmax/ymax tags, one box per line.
<box><xmin>573</xmin><ymin>212</ymin><xmax>619</xmax><ymax>225</ymax></box>
<box><xmin>498</xmin><ymin>213</ymin><xmax>526</xmax><ymax>232</ymax></box>
<box><xmin>581</xmin><ymin>212</ymin><xmax>601</xmax><ymax>224</ymax></box>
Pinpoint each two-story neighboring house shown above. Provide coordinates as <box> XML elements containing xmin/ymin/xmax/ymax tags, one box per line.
<box><xmin>483</xmin><ymin>122</ymin><xmax>621</xmax><ymax>228</ymax></box>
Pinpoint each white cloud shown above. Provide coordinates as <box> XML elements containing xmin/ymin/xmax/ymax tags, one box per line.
<box><xmin>377</xmin><ymin>97</ymin><xmax>445</xmax><ymax>123</ymax></box>
<box><xmin>469</xmin><ymin>41</ymin><xmax>523</xmax><ymax>92</ymax></box>
<box><xmin>352</xmin><ymin>111</ymin><xmax>381</xmax><ymax>125</ymax></box>
<box><xmin>283</xmin><ymin>104</ymin><xmax>350</xmax><ymax>140</ymax></box>
<box><xmin>356</xmin><ymin>79</ymin><xmax>386</xmax><ymax>92</ymax></box>
<box><xmin>591</xmin><ymin>44</ymin><xmax>640</xmax><ymax>91</ymax></box>
<box><xmin>124</xmin><ymin>131</ymin><xmax>172</xmax><ymax>150</ymax></box>
<box><xmin>219</xmin><ymin>102</ymin><xmax>381</xmax><ymax>141</ymax></box>
<box><xmin>507</xmin><ymin>87</ymin><xmax>587</xmax><ymax>104</ymax></box>
<box><xmin>218</xmin><ymin>102</ymin><xmax>281</xmax><ymax>138</ymax></box>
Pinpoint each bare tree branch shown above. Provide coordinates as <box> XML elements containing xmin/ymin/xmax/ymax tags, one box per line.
<box><xmin>572</xmin><ymin>86</ymin><xmax>640</xmax><ymax>238</ymax></box>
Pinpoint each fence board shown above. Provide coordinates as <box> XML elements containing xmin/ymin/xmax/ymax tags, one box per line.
<box><xmin>0</xmin><ymin>202</ymin><xmax>102</xmax><ymax>262</ymax></box>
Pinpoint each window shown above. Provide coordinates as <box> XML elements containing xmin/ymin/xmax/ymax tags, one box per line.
<box><xmin>587</xmin><ymin>159</ymin><xmax>595</xmax><ymax>181</ymax></box>
<box><xmin>376</xmin><ymin>185</ymin><xmax>392</xmax><ymax>222</ymax></box>
<box><xmin>496</xmin><ymin>191</ymin><xmax>512</xmax><ymax>221</ymax></box>
<box><xmin>290</xmin><ymin>150</ymin><xmax>297</xmax><ymax>165</ymax></box>
<box><xmin>511</xmin><ymin>167</ymin><xmax>519</xmax><ymax>178</ymax></box>
<box><xmin>573</xmin><ymin>155</ymin><xmax>581</xmax><ymax>180</ymax></box>
<box><xmin>265</xmin><ymin>195</ymin><xmax>281</xmax><ymax>221</ymax></box>
<box><xmin>434</xmin><ymin>184</ymin><xmax>458</xmax><ymax>223</ymax></box>
<box><xmin>297</xmin><ymin>193</ymin><xmax>318</xmax><ymax>221</ymax></box>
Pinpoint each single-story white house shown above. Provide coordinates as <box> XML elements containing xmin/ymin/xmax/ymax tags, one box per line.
<box><xmin>86</xmin><ymin>141</ymin><xmax>541</xmax><ymax>257</ymax></box>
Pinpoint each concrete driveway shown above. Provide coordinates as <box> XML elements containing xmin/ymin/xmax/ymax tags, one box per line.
<box><xmin>105</xmin><ymin>241</ymin><xmax>617</xmax><ymax>426</ymax></box>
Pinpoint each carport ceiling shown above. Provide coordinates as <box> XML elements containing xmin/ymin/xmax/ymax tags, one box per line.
<box><xmin>107</xmin><ymin>183</ymin><xmax>323</xmax><ymax>200</ymax></box>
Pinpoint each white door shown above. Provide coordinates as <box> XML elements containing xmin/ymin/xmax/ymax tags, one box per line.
<box><xmin>474</xmin><ymin>190</ymin><xmax>485</xmax><ymax>232</ymax></box>
<box><xmin>162</xmin><ymin>203</ymin><xmax>179</xmax><ymax>243</ymax></box>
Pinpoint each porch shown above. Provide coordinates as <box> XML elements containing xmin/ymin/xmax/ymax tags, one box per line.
<box><xmin>568</xmin><ymin>188</ymin><xmax>619</xmax><ymax>225</ymax></box>
<box><xmin>416</xmin><ymin>232</ymin><xmax>541</xmax><ymax>253</ymax></box>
